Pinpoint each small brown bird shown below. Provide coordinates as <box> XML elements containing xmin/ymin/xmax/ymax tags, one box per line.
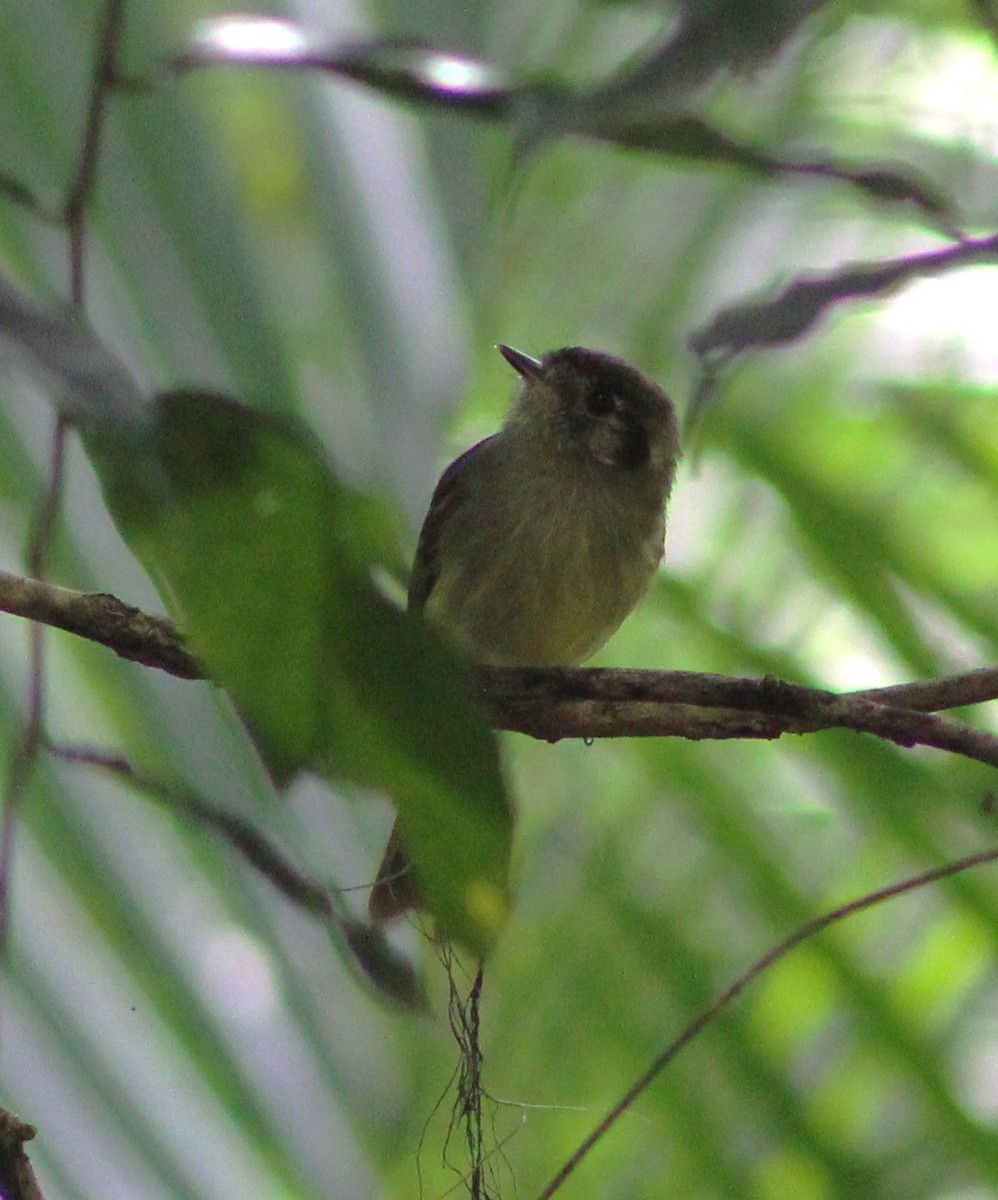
<box><xmin>369</xmin><ymin>344</ymin><xmax>680</xmax><ymax>920</ymax></box>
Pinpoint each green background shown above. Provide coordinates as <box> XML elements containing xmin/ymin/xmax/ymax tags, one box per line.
<box><xmin>3</xmin><ymin>2</ymin><xmax>998</xmax><ymax>1197</ymax></box>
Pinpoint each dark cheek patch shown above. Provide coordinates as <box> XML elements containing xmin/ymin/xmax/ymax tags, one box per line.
<box><xmin>587</xmin><ymin>418</ymin><xmax>650</xmax><ymax>470</ymax></box>
<box><xmin>615</xmin><ymin>419</ymin><xmax>650</xmax><ymax>469</ymax></box>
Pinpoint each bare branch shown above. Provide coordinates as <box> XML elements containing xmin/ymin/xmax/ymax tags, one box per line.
<box><xmin>4</xmin><ymin>574</ymin><xmax>998</xmax><ymax>770</ymax></box>
<box><xmin>63</xmin><ymin>0</ymin><xmax>127</xmax><ymax>304</ymax></box>
<box><xmin>0</xmin><ymin>571</ymin><xmax>203</xmax><ymax>678</ymax></box>
<box><xmin>166</xmin><ymin>20</ymin><xmax>959</xmax><ymax>232</ymax></box>
<box><xmin>476</xmin><ymin>666</ymin><xmax>998</xmax><ymax>767</ymax></box>
<box><xmin>853</xmin><ymin>669</ymin><xmax>998</xmax><ymax>711</ymax></box>
<box><xmin>50</xmin><ymin>744</ymin><xmax>335</xmax><ymax>914</ymax></box>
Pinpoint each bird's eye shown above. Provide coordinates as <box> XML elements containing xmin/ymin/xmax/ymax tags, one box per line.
<box><xmin>586</xmin><ymin>388</ymin><xmax>615</xmax><ymax>416</ymax></box>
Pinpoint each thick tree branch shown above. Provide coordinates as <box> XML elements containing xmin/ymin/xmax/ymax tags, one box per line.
<box><xmin>4</xmin><ymin>572</ymin><xmax>998</xmax><ymax>766</ymax></box>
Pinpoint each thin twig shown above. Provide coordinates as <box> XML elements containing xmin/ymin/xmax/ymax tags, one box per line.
<box><xmin>535</xmin><ymin>844</ymin><xmax>998</xmax><ymax>1199</ymax></box>
<box><xmin>0</xmin><ymin>425</ymin><xmax>70</xmax><ymax>942</ymax></box>
<box><xmin>63</xmin><ymin>0</ymin><xmax>126</xmax><ymax>305</ymax></box>
<box><xmin>48</xmin><ymin>743</ymin><xmax>336</xmax><ymax>917</ymax></box>
<box><xmin>46</xmin><ymin>742</ymin><xmax>428</xmax><ymax>1009</ymax></box>
<box><xmin>0</xmin><ymin>0</ymin><xmax>129</xmax><ymax>947</ymax></box>
<box><xmin>168</xmin><ymin>27</ymin><xmax>960</xmax><ymax>232</ymax></box>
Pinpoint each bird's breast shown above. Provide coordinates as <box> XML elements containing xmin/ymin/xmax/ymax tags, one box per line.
<box><xmin>426</xmin><ymin>474</ymin><xmax>665</xmax><ymax>666</ymax></box>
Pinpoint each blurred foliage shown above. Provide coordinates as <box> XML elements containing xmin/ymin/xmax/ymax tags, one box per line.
<box><xmin>2</xmin><ymin>1</ymin><xmax>998</xmax><ymax>1198</ymax></box>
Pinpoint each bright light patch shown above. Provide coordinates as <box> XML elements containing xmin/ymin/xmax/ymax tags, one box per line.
<box><xmin>193</xmin><ymin>17</ymin><xmax>308</xmax><ymax>62</ymax></box>
<box><xmin>869</xmin><ymin>268</ymin><xmax>998</xmax><ymax>384</ymax></box>
<box><xmin>886</xmin><ymin>34</ymin><xmax>998</xmax><ymax>153</ymax></box>
<box><xmin>422</xmin><ymin>54</ymin><xmax>494</xmax><ymax>95</ymax></box>
<box><xmin>199</xmin><ymin>927</ymin><xmax>279</xmax><ymax>1022</ymax></box>
<box><xmin>820</xmin><ymin>19</ymin><xmax>998</xmax><ymax>156</ymax></box>
<box><xmin>815</xmin><ymin>21</ymin><xmax>998</xmax><ymax>384</ymax></box>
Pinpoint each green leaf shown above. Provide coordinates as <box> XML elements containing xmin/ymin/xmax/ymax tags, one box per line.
<box><xmin>86</xmin><ymin>389</ymin><xmax>511</xmax><ymax>954</ymax></box>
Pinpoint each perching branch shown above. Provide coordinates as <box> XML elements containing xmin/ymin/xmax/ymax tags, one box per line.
<box><xmin>475</xmin><ymin>666</ymin><xmax>998</xmax><ymax>768</ymax></box>
<box><xmin>4</xmin><ymin>572</ymin><xmax>998</xmax><ymax>768</ymax></box>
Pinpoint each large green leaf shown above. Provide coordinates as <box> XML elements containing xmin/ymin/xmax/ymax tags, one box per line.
<box><xmin>93</xmin><ymin>388</ymin><xmax>512</xmax><ymax>953</ymax></box>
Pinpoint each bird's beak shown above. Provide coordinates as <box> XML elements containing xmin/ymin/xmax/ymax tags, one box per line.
<box><xmin>498</xmin><ymin>344</ymin><xmax>543</xmax><ymax>380</ymax></box>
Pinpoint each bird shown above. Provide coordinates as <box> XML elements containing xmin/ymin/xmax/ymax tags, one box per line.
<box><xmin>368</xmin><ymin>343</ymin><xmax>680</xmax><ymax>920</ymax></box>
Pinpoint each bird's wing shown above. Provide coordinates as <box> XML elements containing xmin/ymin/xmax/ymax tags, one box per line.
<box><xmin>407</xmin><ymin>434</ymin><xmax>498</xmax><ymax>616</ymax></box>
